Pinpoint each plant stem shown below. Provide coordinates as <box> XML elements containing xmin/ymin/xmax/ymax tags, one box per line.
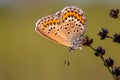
<box><xmin>106</xmin><ymin>35</ymin><xmax>114</xmax><ymax>39</ymax></box>
<box><xmin>88</xmin><ymin>45</ymin><xmax>117</xmax><ymax>80</ymax></box>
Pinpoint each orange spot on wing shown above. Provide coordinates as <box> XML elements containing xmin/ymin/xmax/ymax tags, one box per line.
<box><xmin>62</xmin><ymin>10</ymin><xmax>85</xmax><ymax>25</ymax></box>
<box><xmin>41</xmin><ymin>19</ymin><xmax>61</xmax><ymax>29</ymax></box>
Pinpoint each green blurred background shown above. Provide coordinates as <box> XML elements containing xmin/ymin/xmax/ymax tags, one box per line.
<box><xmin>0</xmin><ymin>0</ymin><xmax>120</xmax><ymax>80</ymax></box>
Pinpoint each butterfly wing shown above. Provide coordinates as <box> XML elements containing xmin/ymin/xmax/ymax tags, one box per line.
<box><xmin>35</xmin><ymin>15</ymin><xmax>72</xmax><ymax>47</ymax></box>
<box><xmin>60</xmin><ymin>6</ymin><xmax>87</xmax><ymax>50</ymax></box>
<box><xmin>35</xmin><ymin>6</ymin><xmax>86</xmax><ymax>50</ymax></box>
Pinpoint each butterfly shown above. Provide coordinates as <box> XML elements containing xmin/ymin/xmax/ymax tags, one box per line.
<box><xmin>35</xmin><ymin>6</ymin><xmax>86</xmax><ymax>52</ymax></box>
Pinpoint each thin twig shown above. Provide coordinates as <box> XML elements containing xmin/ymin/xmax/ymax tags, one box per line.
<box><xmin>106</xmin><ymin>35</ymin><xmax>114</xmax><ymax>39</ymax></box>
<box><xmin>88</xmin><ymin>45</ymin><xmax>116</xmax><ymax>80</ymax></box>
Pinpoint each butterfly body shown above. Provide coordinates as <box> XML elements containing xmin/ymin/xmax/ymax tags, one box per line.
<box><xmin>35</xmin><ymin>6</ymin><xmax>86</xmax><ymax>51</ymax></box>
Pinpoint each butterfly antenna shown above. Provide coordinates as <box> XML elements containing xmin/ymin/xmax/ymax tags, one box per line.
<box><xmin>65</xmin><ymin>52</ymin><xmax>71</xmax><ymax>66</ymax></box>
